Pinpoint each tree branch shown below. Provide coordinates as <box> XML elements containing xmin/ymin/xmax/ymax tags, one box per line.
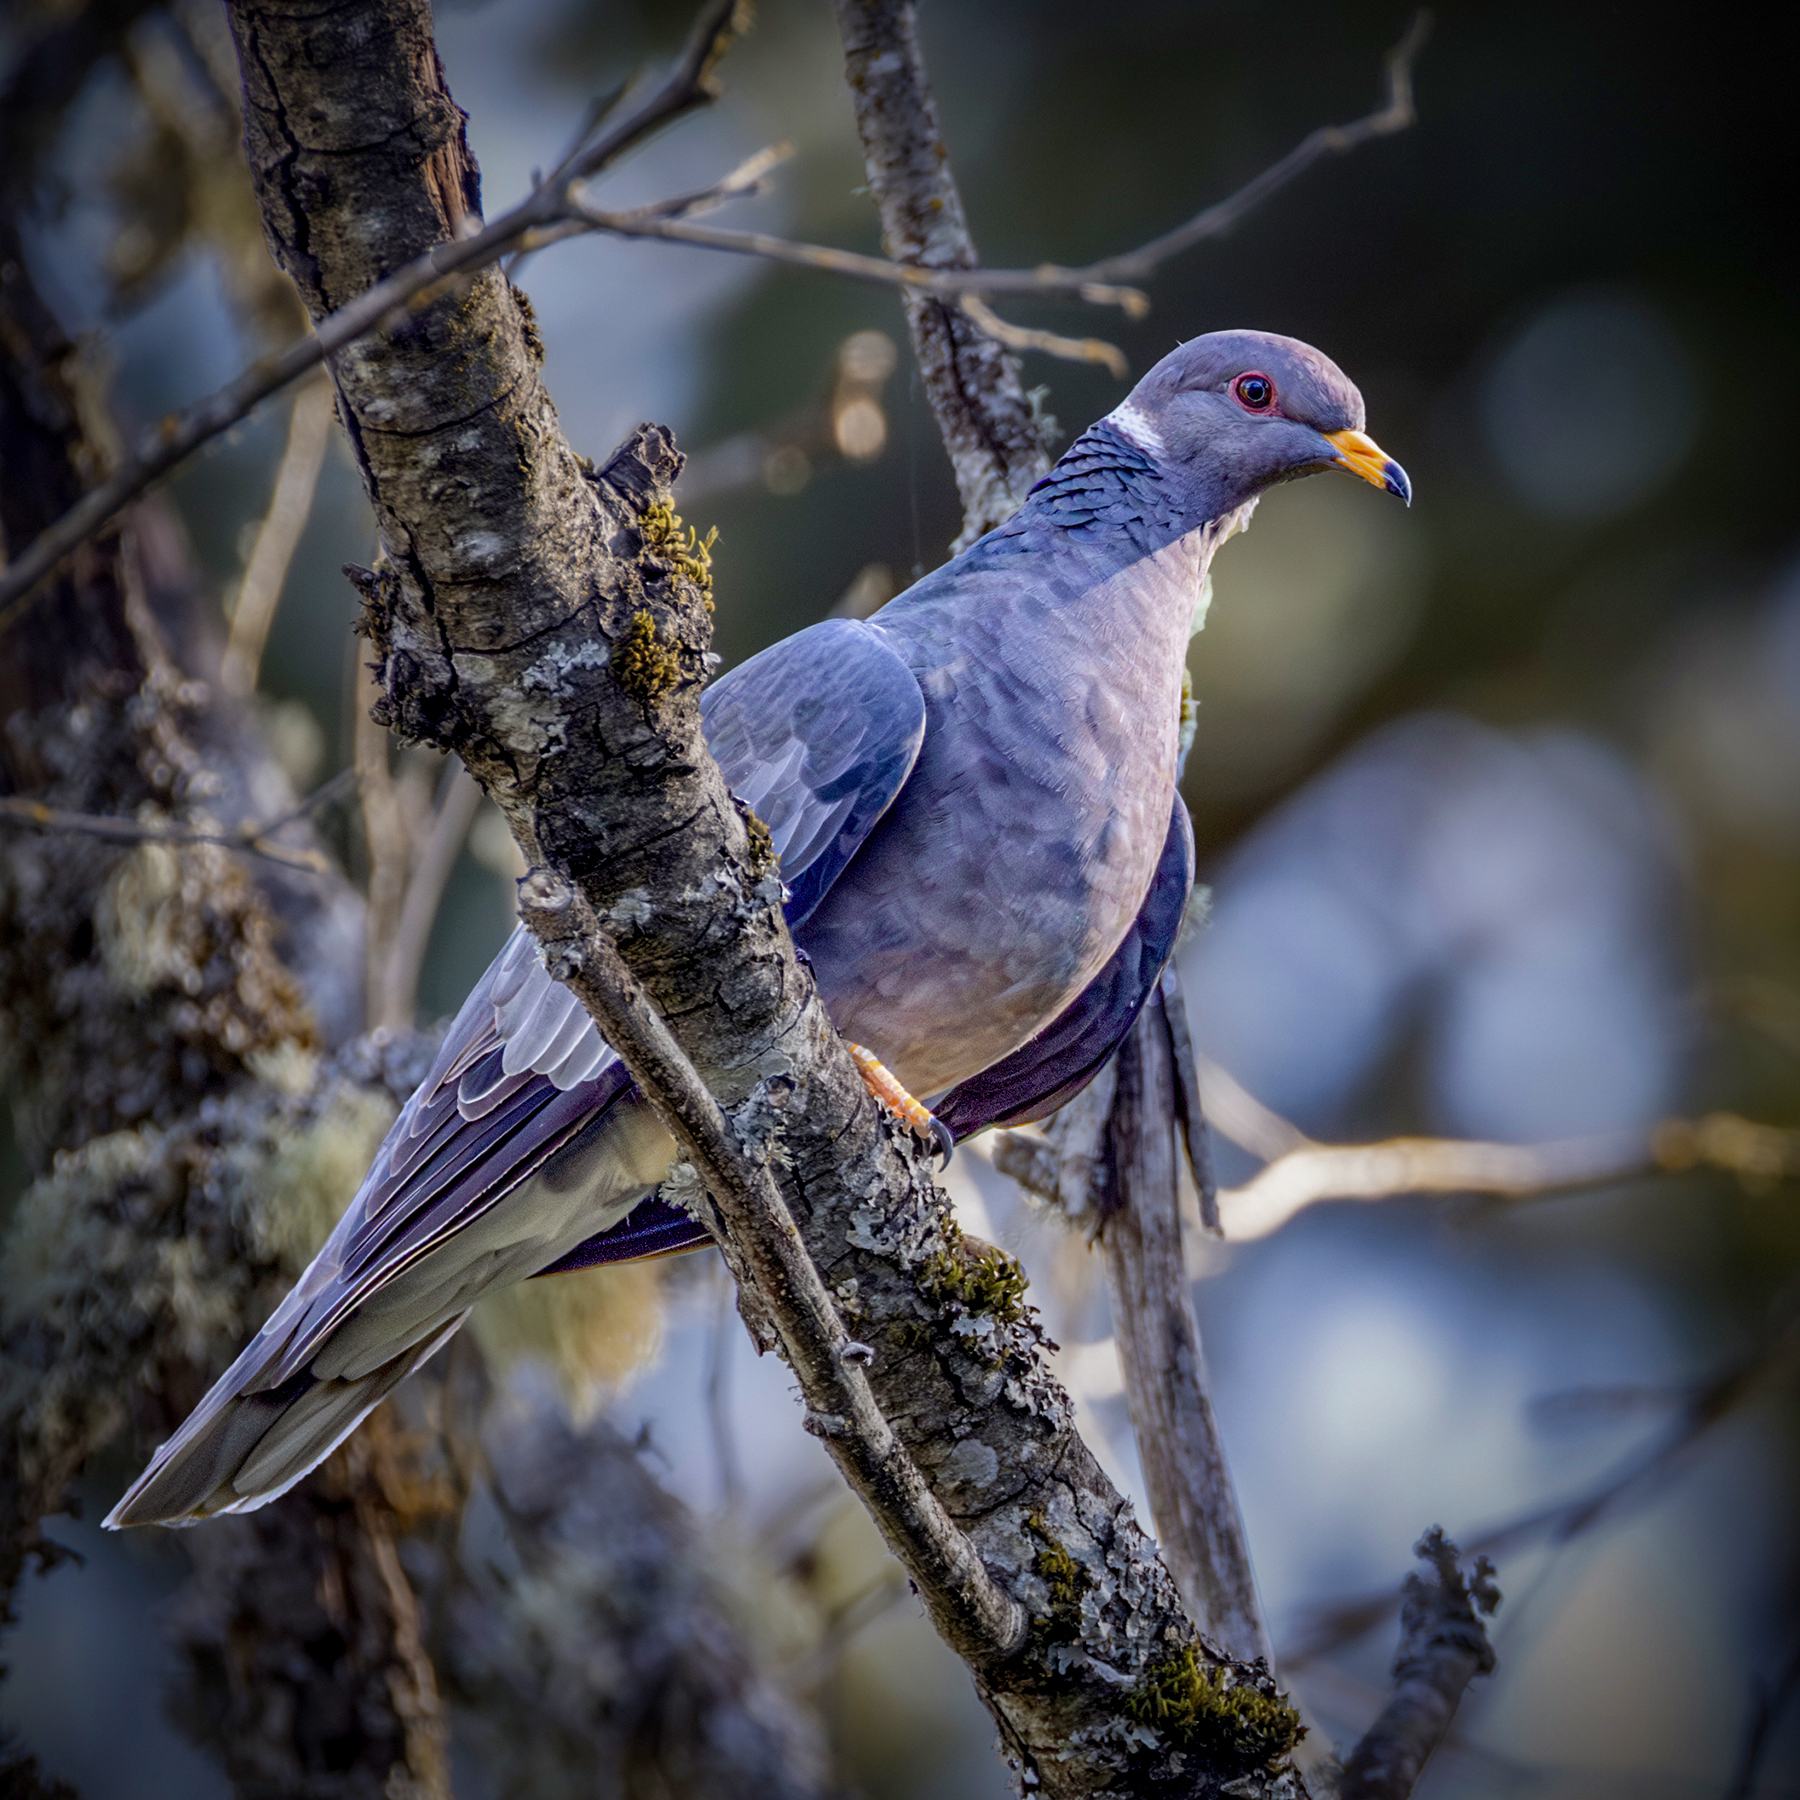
<box><xmin>1099</xmin><ymin>985</ymin><xmax>1272</xmax><ymax>1664</ymax></box>
<box><xmin>219</xmin><ymin>368</ymin><xmax>334</xmax><ymax>698</ymax></box>
<box><xmin>223</xmin><ymin>0</ymin><xmax>1281</xmax><ymax>1787</ymax></box>
<box><xmin>517</xmin><ymin>871</ymin><xmax>1028</xmax><ymax>1670</ymax></box>
<box><xmin>0</xmin><ymin>766</ymin><xmax>353</xmax><ymax>872</ymax></box>
<box><xmin>0</xmin><ymin>4</ymin><xmax>1427</xmax><ymax>616</ymax></box>
<box><xmin>1338</xmin><ymin>1529</ymin><xmax>1499</xmax><ymax>1800</ymax></box>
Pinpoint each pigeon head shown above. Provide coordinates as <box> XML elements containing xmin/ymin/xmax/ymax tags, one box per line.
<box><xmin>1107</xmin><ymin>328</ymin><xmax>1411</xmax><ymax>510</ymax></box>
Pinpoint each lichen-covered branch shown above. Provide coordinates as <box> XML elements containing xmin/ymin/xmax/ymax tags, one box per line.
<box><xmin>1337</xmin><ymin>1530</ymin><xmax>1499</xmax><ymax>1800</ymax></box>
<box><xmin>0</xmin><ymin>202</ymin><xmax>454</xmax><ymax>1795</ymax></box>
<box><xmin>226</xmin><ymin>0</ymin><xmax>1300</xmax><ymax>1788</ymax></box>
<box><xmin>444</xmin><ymin>1374</ymin><xmax>838</xmax><ymax>1798</ymax></box>
<box><xmin>518</xmin><ymin>872</ymin><xmax>1026</xmax><ymax>1668</ymax></box>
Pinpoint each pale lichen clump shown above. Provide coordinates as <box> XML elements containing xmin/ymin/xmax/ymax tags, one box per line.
<box><xmin>0</xmin><ymin>1037</ymin><xmax>425</xmax><ymax>1520</ymax></box>
<box><xmin>469</xmin><ymin>1260</ymin><xmax>665</xmax><ymax>1424</ymax></box>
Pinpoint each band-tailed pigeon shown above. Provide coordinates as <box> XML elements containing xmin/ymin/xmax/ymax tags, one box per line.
<box><xmin>107</xmin><ymin>329</ymin><xmax>1409</xmax><ymax>1528</ymax></box>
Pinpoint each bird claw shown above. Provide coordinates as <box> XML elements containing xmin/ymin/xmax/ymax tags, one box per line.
<box><xmin>929</xmin><ymin>1115</ymin><xmax>955</xmax><ymax>1168</ymax></box>
<box><xmin>846</xmin><ymin>1042</ymin><xmax>954</xmax><ymax>1170</ymax></box>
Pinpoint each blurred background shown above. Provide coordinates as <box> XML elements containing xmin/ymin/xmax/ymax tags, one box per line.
<box><xmin>3</xmin><ymin>0</ymin><xmax>1798</xmax><ymax>1795</ymax></box>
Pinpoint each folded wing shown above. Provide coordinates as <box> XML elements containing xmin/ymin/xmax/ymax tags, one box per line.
<box><xmin>107</xmin><ymin>619</ymin><xmax>929</xmax><ymax>1526</ymax></box>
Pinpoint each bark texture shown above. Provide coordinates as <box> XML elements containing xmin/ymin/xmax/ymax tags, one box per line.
<box><xmin>833</xmin><ymin>0</ymin><xmax>1055</xmax><ymax>550</ymax></box>
<box><xmin>220</xmin><ymin>0</ymin><xmax>1303</xmax><ymax>1790</ymax></box>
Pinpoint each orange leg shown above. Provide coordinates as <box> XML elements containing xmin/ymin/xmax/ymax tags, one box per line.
<box><xmin>846</xmin><ymin>1043</ymin><xmax>954</xmax><ymax>1165</ymax></box>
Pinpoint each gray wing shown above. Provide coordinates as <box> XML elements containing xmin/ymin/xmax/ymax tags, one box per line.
<box><xmin>107</xmin><ymin>619</ymin><xmax>927</xmax><ymax>1526</ymax></box>
<box><xmin>703</xmin><ymin>616</ymin><xmax>928</xmax><ymax>928</ymax></box>
<box><xmin>255</xmin><ymin>611</ymin><xmax>928</xmax><ymax>1386</ymax></box>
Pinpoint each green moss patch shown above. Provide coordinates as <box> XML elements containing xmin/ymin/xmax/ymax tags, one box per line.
<box><xmin>1024</xmin><ymin>1509</ymin><xmax>1090</xmax><ymax>1642</ymax></box>
<box><xmin>918</xmin><ymin>1222</ymin><xmax>1031</xmax><ymax>1328</ymax></box>
<box><xmin>640</xmin><ymin>500</ymin><xmax>718</xmax><ymax>601</ymax></box>
<box><xmin>612</xmin><ymin>609</ymin><xmax>683</xmax><ymax>706</ymax></box>
<box><xmin>1125</xmin><ymin>1646</ymin><xmax>1302</xmax><ymax>1768</ymax></box>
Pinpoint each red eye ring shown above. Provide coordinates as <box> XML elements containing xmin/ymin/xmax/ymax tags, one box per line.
<box><xmin>1234</xmin><ymin>372</ymin><xmax>1276</xmax><ymax>411</ymax></box>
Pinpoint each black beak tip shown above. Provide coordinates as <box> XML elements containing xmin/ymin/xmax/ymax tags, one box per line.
<box><xmin>1384</xmin><ymin>459</ymin><xmax>1413</xmax><ymax>506</ymax></box>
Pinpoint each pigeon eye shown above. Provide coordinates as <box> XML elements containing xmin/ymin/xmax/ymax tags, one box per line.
<box><xmin>1234</xmin><ymin>373</ymin><xmax>1275</xmax><ymax>411</ymax></box>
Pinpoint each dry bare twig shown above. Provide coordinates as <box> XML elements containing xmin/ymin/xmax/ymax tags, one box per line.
<box><xmin>0</xmin><ymin>766</ymin><xmax>353</xmax><ymax>872</ymax></box>
<box><xmin>379</xmin><ymin>763</ymin><xmax>483</xmax><ymax>1033</ymax></box>
<box><xmin>1337</xmin><ymin>1529</ymin><xmax>1500</xmax><ymax>1800</ymax></box>
<box><xmin>1098</xmin><ymin>981</ymin><xmax>1273</xmax><ymax>1664</ymax></box>
<box><xmin>1184</xmin><ymin>1054</ymin><xmax>1800</xmax><ymax>1241</ymax></box>
<box><xmin>218</xmin><ymin>368</ymin><xmax>334</xmax><ymax>697</ymax></box>
<box><xmin>0</xmin><ymin>6</ymin><xmax>1428</xmax><ymax>619</ymax></box>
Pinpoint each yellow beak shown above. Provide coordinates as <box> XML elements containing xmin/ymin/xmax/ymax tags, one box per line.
<box><xmin>1326</xmin><ymin>428</ymin><xmax>1411</xmax><ymax>505</ymax></box>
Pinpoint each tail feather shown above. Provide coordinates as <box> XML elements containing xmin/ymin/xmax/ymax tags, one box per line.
<box><xmin>105</xmin><ymin>1313</ymin><xmax>467</xmax><ymax>1527</ymax></box>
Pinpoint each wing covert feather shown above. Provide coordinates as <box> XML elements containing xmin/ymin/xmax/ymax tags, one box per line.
<box><xmin>702</xmin><ymin>616</ymin><xmax>927</xmax><ymax>928</ymax></box>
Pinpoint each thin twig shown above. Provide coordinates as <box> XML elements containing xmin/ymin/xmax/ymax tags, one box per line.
<box><xmin>1217</xmin><ymin>1131</ymin><xmax>1653</xmax><ymax>1241</ymax></box>
<box><xmin>379</xmin><ymin>762</ymin><xmax>483</xmax><ymax>1032</ymax></box>
<box><xmin>0</xmin><ymin>767</ymin><xmax>352</xmax><ymax>872</ymax></box>
<box><xmin>1195</xmin><ymin>1053</ymin><xmax>1313</xmax><ymax>1161</ymax></box>
<box><xmin>561</xmin><ymin>194</ymin><xmax>1141</xmax><ymax>312</ymax></box>
<box><xmin>515</xmin><ymin>870</ymin><xmax>1028</xmax><ymax>1673</ymax></box>
<box><xmin>1090</xmin><ymin>10</ymin><xmax>1431</xmax><ymax>284</ymax></box>
<box><xmin>706</xmin><ymin>1257</ymin><xmax>746</xmax><ymax>1515</ymax></box>
<box><xmin>0</xmin><ymin>8</ymin><xmax>1428</xmax><ymax>620</ymax></box>
<box><xmin>1338</xmin><ymin>1528</ymin><xmax>1500</xmax><ymax>1800</ymax></box>
<box><xmin>958</xmin><ymin>295</ymin><xmax>1127</xmax><ymax>379</ymax></box>
<box><xmin>0</xmin><ymin>0</ymin><xmax>747</xmax><ymax>624</ymax></box>
<box><xmin>219</xmin><ymin>370</ymin><xmax>334</xmax><ymax>697</ymax></box>
<box><xmin>1285</xmin><ymin>1296</ymin><xmax>1800</xmax><ymax>1668</ymax></box>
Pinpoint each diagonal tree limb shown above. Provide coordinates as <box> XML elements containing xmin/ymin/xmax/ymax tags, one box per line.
<box><xmin>0</xmin><ymin>765</ymin><xmax>353</xmax><ymax>871</ymax></box>
<box><xmin>517</xmin><ymin>871</ymin><xmax>1028</xmax><ymax>1672</ymax></box>
<box><xmin>219</xmin><ymin>367</ymin><xmax>335</xmax><ymax>697</ymax></box>
<box><xmin>224</xmin><ymin>0</ymin><xmax>1295</xmax><ymax>1790</ymax></box>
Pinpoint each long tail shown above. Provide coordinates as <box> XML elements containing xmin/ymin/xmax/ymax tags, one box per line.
<box><xmin>105</xmin><ymin>1310</ymin><xmax>470</xmax><ymax>1526</ymax></box>
<box><xmin>106</xmin><ymin>1063</ymin><xmax>681</xmax><ymax>1528</ymax></box>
